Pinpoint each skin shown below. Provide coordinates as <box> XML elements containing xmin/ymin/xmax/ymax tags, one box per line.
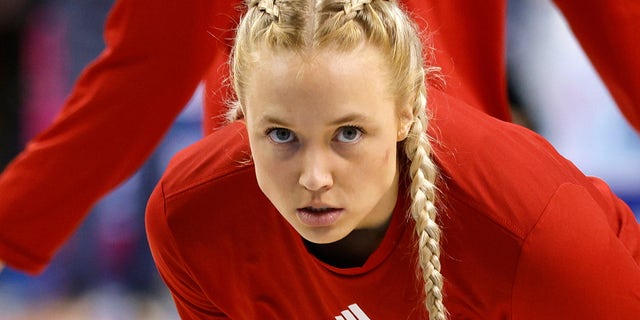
<box><xmin>243</xmin><ymin>44</ymin><xmax>413</xmax><ymax>264</ymax></box>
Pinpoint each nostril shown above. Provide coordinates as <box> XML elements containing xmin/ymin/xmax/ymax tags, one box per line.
<box><xmin>299</xmin><ymin>172</ymin><xmax>333</xmax><ymax>192</ymax></box>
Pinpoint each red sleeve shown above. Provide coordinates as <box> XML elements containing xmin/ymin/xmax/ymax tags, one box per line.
<box><xmin>513</xmin><ymin>183</ymin><xmax>640</xmax><ymax>319</ymax></box>
<box><xmin>587</xmin><ymin>176</ymin><xmax>640</xmax><ymax>263</ymax></box>
<box><xmin>0</xmin><ymin>0</ymin><xmax>239</xmax><ymax>274</ymax></box>
<box><xmin>402</xmin><ymin>0</ymin><xmax>511</xmax><ymax>121</ymax></box>
<box><xmin>145</xmin><ymin>182</ymin><xmax>229</xmax><ymax>319</ymax></box>
<box><xmin>553</xmin><ymin>0</ymin><xmax>640</xmax><ymax>132</ymax></box>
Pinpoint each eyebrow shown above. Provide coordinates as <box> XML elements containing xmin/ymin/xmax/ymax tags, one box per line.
<box><xmin>329</xmin><ymin>113</ymin><xmax>370</xmax><ymax>125</ymax></box>
<box><xmin>258</xmin><ymin>115</ymin><xmax>291</xmax><ymax>127</ymax></box>
<box><xmin>258</xmin><ymin>112</ymin><xmax>371</xmax><ymax>127</ymax></box>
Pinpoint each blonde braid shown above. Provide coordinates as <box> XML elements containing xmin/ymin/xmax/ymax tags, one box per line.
<box><xmin>342</xmin><ymin>0</ymin><xmax>372</xmax><ymax>20</ymax></box>
<box><xmin>257</xmin><ymin>0</ymin><xmax>281</xmax><ymax>18</ymax></box>
<box><xmin>404</xmin><ymin>81</ymin><xmax>446</xmax><ymax>320</ymax></box>
<box><xmin>227</xmin><ymin>0</ymin><xmax>309</xmax><ymax>122</ymax></box>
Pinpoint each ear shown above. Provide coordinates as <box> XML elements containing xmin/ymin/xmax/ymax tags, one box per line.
<box><xmin>397</xmin><ymin>104</ymin><xmax>413</xmax><ymax>141</ymax></box>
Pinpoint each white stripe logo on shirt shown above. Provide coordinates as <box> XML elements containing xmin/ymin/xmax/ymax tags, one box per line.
<box><xmin>334</xmin><ymin>304</ymin><xmax>371</xmax><ymax>320</ymax></box>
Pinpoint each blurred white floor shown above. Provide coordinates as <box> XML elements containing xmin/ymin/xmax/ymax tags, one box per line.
<box><xmin>0</xmin><ymin>285</ymin><xmax>179</xmax><ymax>320</ymax></box>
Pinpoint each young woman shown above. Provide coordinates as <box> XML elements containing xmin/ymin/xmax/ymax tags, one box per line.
<box><xmin>146</xmin><ymin>0</ymin><xmax>640</xmax><ymax>319</ymax></box>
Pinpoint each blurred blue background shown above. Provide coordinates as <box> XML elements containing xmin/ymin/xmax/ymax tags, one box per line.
<box><xmin>0</xmin><ymin>0</ymin><xmax>638</xmax><ymax>318</ymax></box>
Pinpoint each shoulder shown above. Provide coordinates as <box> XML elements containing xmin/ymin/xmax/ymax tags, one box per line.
<box><xmin>149</xmin><ymin>120</ymin><xmax>270</xmax><ymax>231</ymax></box>
<box><xmin>147</xmin><ymin>120</ymin><xmax>275</xmax><ymax>254</ymax></box>
<box><xmin>427</xmin><ymin>89</ymin><xmax>607</xmax><ymax>238</ymax></box>
<box><xmin>510</xmin><ymin>183</ymin><xmax>640</xmax><ymax>318</ymax></box>
<box><xmin>159</xmin><ymin>121</ymin><xmax>254</xmax><ymax>199</ymax></box>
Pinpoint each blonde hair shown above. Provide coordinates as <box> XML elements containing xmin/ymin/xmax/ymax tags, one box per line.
<box><xmin>229</xmin><ymin>1</ymin><xmax>445</xmax><ymax>319</ymax></box>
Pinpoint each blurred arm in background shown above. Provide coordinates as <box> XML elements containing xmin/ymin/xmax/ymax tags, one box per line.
<box><xmin>0</xmin><ymin>0</ymin><xmax>239</xmax><ymax>274</ymax></box>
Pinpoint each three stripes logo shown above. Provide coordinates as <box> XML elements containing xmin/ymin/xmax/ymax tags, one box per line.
<box><xmin>334</xmin><ymin>304</ymin><xmax>371</xmax><ymax>320</ymax></box>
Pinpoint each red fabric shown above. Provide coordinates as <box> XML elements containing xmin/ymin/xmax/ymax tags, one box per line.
<box><xmin>0</xmin><ymin>0</ymin><xmax>238</xmax><ymax>273</ymax></box>
<box><xmin>1</xmin><ymin>0</ymin><xmax>639</xmax><ymax>275</ymax></box>
<box><xmin>146</xmin><ymin>95</ymin><xmax>640</xmax><ymax>319</ymax></box>
<box><xmin>552</xmin><ymin>0</ymin><xmax>640</xmax><ymax>131</ymax></box>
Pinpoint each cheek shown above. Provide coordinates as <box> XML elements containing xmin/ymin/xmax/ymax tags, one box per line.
<box><xmin>383</xmin><ymin>147</ymin><xmax>392</xmax><ymax>165</ymax></box>
<box><xmin>382</xmin><ymin>147</ymin><xmax>398</xmax><ymax>179</ymax></box>
<box><xmin>378</xmin><ymin>140</ymin><xmax>398</xmax><ymax>166</ymax></box>
<box><xmin>357</xmin><ymin>144</ymin><xmax>397</xmax><ymax>178</ymax></box>
<box><xmin>254</xmin><ymin>157</ymin><xmax>282</xmax><ymax>186</ymax></box>
<box><xmin>254</xmin><ymin>161</ymin><xmax>289</xmax><ymax>212</ymax></box>
<box><xmin>250</xmin><ymin>145</ymin><xmax>279</xmax><ymax>194</ymax></box>
<box><xmin>252</xmin><ymin>151</ymin><xmax>298</xmax><ymax>198</ymax></box>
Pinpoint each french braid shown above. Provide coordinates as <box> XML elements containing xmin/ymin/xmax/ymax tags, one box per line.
<box><xmin>229</xmin><ymin>1</ymin><xmax>446</xmax><ymax>318</ymax></box>
<box><xmin>403</xmin><ymin>81</ymin><xmax>446</xmax><ymax>320</ymax></box>
<box><xmin>342</xmin><ymin>0</ymin><xmax>372</xmax><ymax>19</ymax></box>
<box><xmin>257</xmin><ymin>0</ymin><xmax>281</xmax><ymax>17</ymax></box>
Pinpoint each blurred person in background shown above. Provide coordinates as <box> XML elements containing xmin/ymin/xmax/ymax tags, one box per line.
<box><xmin>507</xmin><ymin>0</ymin><xmax>640</xmax><ymax>215</ymax></box>
<box><xmin>1</xmin><ymin>0</ymin><xmax>38</xmax><ymax>170</ymax></box>
<box><xmin>2</xmin><ymin>0</ymin><xmax>191</xmax><ymax>318</ymax></box>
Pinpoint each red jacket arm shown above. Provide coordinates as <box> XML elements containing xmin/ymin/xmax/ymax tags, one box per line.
<box><xmin>512</xmin><ymin>183</ymin><xmax>640</xmax><ymax>319</ymax></box>
<box><xmin>0</xmin><ymin>0</ymin><xmax>237</xmax><ymax>273</ymax></box>
<box><xmin>553</xmin><ymin>0</ymin><xmax>640</xmax><ymax>132</ymax></box>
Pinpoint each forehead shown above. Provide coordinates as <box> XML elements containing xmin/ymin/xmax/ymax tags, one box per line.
<box><xmin>251</xmin><ymin>44</ymin><xmax>389</xmax><ymax>82</ymax></box>
<box><xmin>243</xmin><ymin>45</ymin><xmax>395</xmax><ymax>117</ymax></box>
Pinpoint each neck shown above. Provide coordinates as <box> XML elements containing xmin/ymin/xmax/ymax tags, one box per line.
<box><xmin>304</xmin><ymin>217</ymin><xmax>392</xmax><ymax>268</ymax></box>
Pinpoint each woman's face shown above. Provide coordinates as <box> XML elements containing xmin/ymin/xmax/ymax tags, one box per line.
<box><xmin>244</xmin><ymin>45</ymin><xmax>411</xmax><ymax>244</ymax></box>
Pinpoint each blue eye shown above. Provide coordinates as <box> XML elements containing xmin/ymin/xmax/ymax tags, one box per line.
<box><xmin>267</xmin><ymin>128</ymin><xmax>295</xmax><ymax>143</ymax></box>
<box><xmin>335</xmin><ymin>126</ymin><xmax>363</xmax><ymax>143</ymax></box>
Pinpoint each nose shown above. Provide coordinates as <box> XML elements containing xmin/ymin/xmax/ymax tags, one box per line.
<box><xmin>298</xmin><ymin>148</ymin><xmax>334</xmax><ymax>192</ymax></box>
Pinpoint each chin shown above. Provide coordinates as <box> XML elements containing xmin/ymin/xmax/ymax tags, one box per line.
<box><xmin>298</xmin><ymin>227</ymin><xmax>350</xmax><ymax>245</ymax></box>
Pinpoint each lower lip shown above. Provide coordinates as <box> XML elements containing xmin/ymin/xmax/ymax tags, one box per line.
<box><xmin>296</xmin><ymin>209</ymin><xmax>344</xmax><ymax>227</ymax></box>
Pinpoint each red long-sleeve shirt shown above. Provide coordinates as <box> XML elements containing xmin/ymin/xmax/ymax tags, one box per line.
<box><xmin>146</xmin><ymin>90</ymin><xmax>640</xmax><ymax>319</ymax></box>
<box><xmin>1</xmin><ymin>0</ymin><xmax>639</xmax><ymax>274</ymax></box>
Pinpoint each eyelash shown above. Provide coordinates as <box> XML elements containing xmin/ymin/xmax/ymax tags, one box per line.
<box><xmin>334</xmin><ymin>125</ymin><xmax>365</xmax><ymax>141</ymax></box>
<box><xmin>343</xmin><ymin>124</ymin><xmax>365</xmax><ymax>133</ymax></box>
<box><xmin>265</xmin><ymin>127</ymin><xmax>296</xmax><ymax>144</ymax></box>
